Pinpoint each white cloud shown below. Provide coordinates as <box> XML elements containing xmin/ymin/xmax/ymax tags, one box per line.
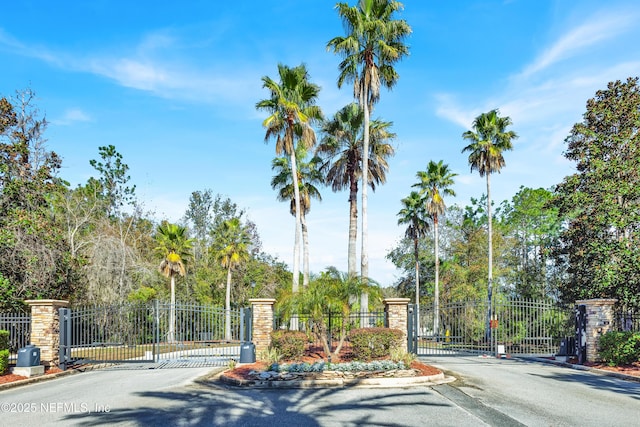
<box><xmin>519</xmin><ymin>11</ymin><xmax>637</xmax><ymax>79</ymax></box>
<box><xmin>52</xmin><ymin>108</ymin><xmax>92</xmax><ymax>126</ymax></box>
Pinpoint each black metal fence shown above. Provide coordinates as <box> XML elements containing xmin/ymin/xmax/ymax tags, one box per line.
<box><xmin>275</xmin><ymin>311</ymin><xmax>387</xmax><ymax>356</ymax></box>
<box><xmin>415</xmin><ymin>298</ymin><xmax>573</xmax><ymax>357</ymax></box>
<box><xmin>614</xmin><ymin>305</ymin><xmax>640</xmax><ymax>332</ymax></box>
<box><xmin>0</xmin><ymin>312</ymin><xmax>31</xmax><ymax>363</ymax></box>
<box><xmin>60</xmin><ymin>301</ymin><xmax>247</xmax><ymax>369</ymax></box>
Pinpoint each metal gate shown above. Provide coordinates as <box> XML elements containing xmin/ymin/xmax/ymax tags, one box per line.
<box><xmin>409</xmin><ymin>298</ymin><xmax>573</xmax><ymax>357</ymax></box>
<box><xmin>59</xmin><ymin>301</ymin><xmax>250</xmax><ymax>369</ymax></box>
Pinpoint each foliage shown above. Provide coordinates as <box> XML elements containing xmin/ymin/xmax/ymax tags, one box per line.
<box><xmin>269</xmin><ymin>330</ymin><xmax>307</xmax><ymax>361</ymax></box>
<box><xmin>317</xmin><ymin>102</ymin><xmax>396</xmax><ymax>277</ymax></box>
<box><xmin>552</xmin><ymin>77</ymin><xmax>640</xmax><ymax>308</ymax></box>
<box><xmin>0</xmin><ymin>330</ymin><xmax>9</xmax><ymax>350</ymax></box>
<box><xmin>127</xmin><ymin>286</ymin><xmax>158</xmax><ymax>303</ymax></box>
<box><xmin>499</xmin><ymin>186</ymin><xmax>563</xmax><ymax>299</ymax></box>
<box><xmin>89</xmin><ymin>145</ymin><xmax>136</xmax><ymax>217</ymax></box>
<box><xmin>259</xmin><ymin>347</ymin><xmax>282</xmax><ymax>365</ymax></box>
<box><xmin>256</xmin><ymin>63</ymin><xmax>323</xmax><ymax>293</ymax></box>
<box><xmin>0</xmin><ymin>89</ymin><xmax>77</xmax><ymax>309</ymax></box>
<box><xmin>0</xmin><ymin>349</ymin><xmax>8</xmax><ymax>375</ymax></box>
<box><xmin>598</xmin><ymin>331</ymin><xmax>640</xmax><ymax>366</ymax></box>
<box><xmin>276</xmin><ymin>267</ymin><xmax>381</xmax><ymax>357</ymax></box>
<box><xmin>389</xmin><ymin>347</ymin><xmax>416</xmax><ymax>366</ymax></box>
<box><xmin>348</xmin><ymin>327</ymin><xmax>404</xmax><ymax>360</ymax></box>
<box><xmin>269</xmin><ymin>359</ymin><xmax>406</xmax><ymax>373</ymax></box>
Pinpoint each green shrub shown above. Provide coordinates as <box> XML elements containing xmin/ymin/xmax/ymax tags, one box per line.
<box><xmin>348</xmin><ymin>327</ymin><xmax>404</xmax><ymax>361</ymax></box>
<box><xmin>598</xmin><ymin>331</ymin><xmax>640</xmax><ymax>366</ymax></box>
<box><xmin>0</xmin><ymin>349</ymin><xmax>8</xmax><ymax>375</ymax></box>
<box><xmin>270</xmin><ymin>330</ymin><xmax>307</xmax><ymax>361</ymax></box>
<box><xmin>0</xmin><ymin>330</ymin><xmax>9</xmax><ymax>351</ymax></box>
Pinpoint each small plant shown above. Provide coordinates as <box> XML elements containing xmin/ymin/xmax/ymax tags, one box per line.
<box><xmin>390</xmin><ymin>348</ymin><xmax>416</xmax><ymax>367</ymax></box>
<box><xmin>227</xmin><ymin>359</ymin><xmax>237</xmax><ymax>370</ymax></box>
<box><xmin>259</xmin><ymin>347</ymin><xmax>282</xmax><ymax>365</ymax></box>
<box><xmin>0</xmin><ymin>330</ymin><xmax>8</xmax><ymax>375</ymax></box>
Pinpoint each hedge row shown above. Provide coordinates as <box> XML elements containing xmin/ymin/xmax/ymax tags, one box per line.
<box><xmin>348</xmin><ymin>327</ymin><xmax>404</xmax><ymax>361</ymax></box>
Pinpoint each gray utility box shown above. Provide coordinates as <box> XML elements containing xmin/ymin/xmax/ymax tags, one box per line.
<box><xmin>239</xmin><ymin>342</ymin><xmax>256</xmax><ymax>363</ymax></box>
<box><xmin>17</xmin><ymin>345</ymin><xmax>41</xmax><ymax>367</ymax></box>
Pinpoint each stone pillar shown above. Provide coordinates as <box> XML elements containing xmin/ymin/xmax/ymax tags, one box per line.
<box><xmin>25</xmin><ymin>299</ymin><xmax>69</xmax><ymax>367</ymax></box>
<box><xmin>576</xmin><ymin>298</ymin><xmax>618</xmax><ymax>363</ymax></box>
<box><xmin>249</xmin><ymin>298</ymin><xmax>276</xmax><ymax>360</ymax></box>
<box><xmin>384</xmin><ymin>298</ymin><xmax>411</xmax><ymax>352</ymax></box>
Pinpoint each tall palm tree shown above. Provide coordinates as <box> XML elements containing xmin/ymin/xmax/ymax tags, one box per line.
<box><xmin>154</xmin><ymin>222</ymin><xmax>193</xmax><ymax>343</ymax></box>
<box><xmin>328</xmin><ymin>0</ymin><xmax>411</xmax><ymax>309</ymax></box>
<box><xmin>256</xmin><ymin>64</ymin><xmax>323</xmax><ymax>293</ymax></box>
<box><xmin>462</xmin><ymin>109</ymin><xmax>517</xmax><ymax>337</ymax></box>
<box><xmin>271</xmin><ymin>144</ymin><xmax>323</xmax><ymax>287</ymax></box>
<box><xmin>397</xmin><ymin>191</ymin><xmax>430</xmax><ymax>330</ymax></box>
<box><xmin>317</xmin><ymin>103</ymin><xmax>395</xmax><ymax>279</ymax></box>
<box><xmin>214</xmin><ymin>217</ymin><xmax>251</xmax><ymax>340</ymax></box>
<box><xmin>413</xmin><ymin>160</ymin><xmax>457</xmax><ymax>336</ymax></box>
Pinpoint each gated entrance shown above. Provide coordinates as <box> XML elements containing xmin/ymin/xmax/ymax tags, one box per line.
<box><xmin>409</xmin><ymin>298</ymin><xmax>572</xmax><ymax>357</ymax></box>
<box><xmin>59</xmin><ymin>301</ymin><xmax>250</xmax><ymax>369</ymax></box>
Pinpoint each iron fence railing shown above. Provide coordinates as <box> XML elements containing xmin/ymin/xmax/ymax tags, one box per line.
<box><xmin>614</xmin><ymin>305</ymin><xmax>640</xmax><ymax>332</ymax></box>
<box><xmin>0</xmin><ymin>312</ymin><xmax>31</xmax><ymax>363</ymax></box>
<box><xmin>61</xmin><ymin>301</ymin><xmax>245</xmax><ymax>367</ymax></box>
<box><xmin>416</xmin><ymin>298</ymin><xmax>573</xmax><ymax>357</ymax></box>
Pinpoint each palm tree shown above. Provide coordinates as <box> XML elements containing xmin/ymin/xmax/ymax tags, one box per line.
<box><xmin>271</xmin><ymin>144</ymin><xmax>323</xmax><ymax>287</ymax></box>
<box><xmin>214</xmin><ymin>217</ymin><xmax>251</xmax><ymax>340</ymax></box>
<box><xmin>256</xmin><ymin>64</ymin><xmax>323</xmax><ymax>293</ymax></box>
<box><xmin>328</xmin><ymin>0</ymin><xmax>411</xmax><ymax>309</ymax></box>
<box><xmin>413</xmin><ymin>160</ymin><xmax>457</xmax><ymax>336</ymax></box>
<box><xmin>397</xmin><ymin>191</ymin><xmax>430</xmax><ymax>331</ymax></box>
<box><xmin>317</xmin><ymin>103</ymin><xmax>395</xmax><ymax>279</ymax></box>
<box><xmin>462</xmin><ymin>109</ymin><xmax>517</xmax><ymax>338</ymax></box>
<box><xmin>154</xmin><ymin>222</ymin><xmax>193</xmax><ymax>343</ymax></box>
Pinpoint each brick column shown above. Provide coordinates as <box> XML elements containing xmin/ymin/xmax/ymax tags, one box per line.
<box><xmin>384</xmin><ymin>298</ymin><xmax>410</xmax><ymax>352</ymax></box>
<box><xmin>576</xmin><ymin>298</ymin><xmax>618</xmax><ymax>363</ymax></box>
<box><xmin>25</xmin><ymin>299</ymin><xmax>69</xmax><ymax>367</ymax></box>
<box><xmin>249</xmin><ymin>298</ymin><xmax>275</xmax><ymax>360</ymax></box>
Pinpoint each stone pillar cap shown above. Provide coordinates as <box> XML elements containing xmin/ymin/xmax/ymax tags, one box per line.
<box><xmin>25</xmin><ymin>299</ymin><xmax>69</xmax><ymax>306</ymax></box>
<box><xmin>248</xmin><ymin>298</ymin><xmax>276</xmax><ymax>305</ymax></box>
<box><xmin>383</xmin><ymin>298</ymin><xmax>411</xmax><ymax>304</ymax></box>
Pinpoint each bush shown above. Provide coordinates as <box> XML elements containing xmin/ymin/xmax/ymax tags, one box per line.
<box><xmin>0</xmin><ymin>349</ymin><xmax>8</xmax><ymax>375</ymax></box>
<box><xmin>270</xmin><ymin>330</ymin><xmax>307</xmax><ymax>361</ymax></box>
<box><xmin>0</xmin><ymin>330</ymin><xmax>9</xmax><ymax>351</ymax></box>
<box><xmin>598</xmin><ymin>331</ymin><xmax>640</xmax><ymax>366</ymax></box>
<box><xmin>348</xmin><ymin>327</ymin><xmax>404</xmax><ymax>361</ymax></box>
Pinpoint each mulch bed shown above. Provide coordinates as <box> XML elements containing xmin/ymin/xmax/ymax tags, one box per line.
<box><xmin>0</xmin><ymin>366</ymin><xmax>63</xmax><ymax>385</ymax></box>
<box><xmin>224</xmin><ymin>345</ymin><xmax>441</xmax><ymax>381</ymax></box>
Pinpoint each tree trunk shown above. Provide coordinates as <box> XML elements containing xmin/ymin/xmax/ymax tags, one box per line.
<box><xmin>169</xmin><ymin>275</ymin><xmax>176</xmax><ymax>343</ymax></box>
<box><xmin>225</xmin><ymin>265</ymin><xmax>232</xmax><ymax>341</ymax></box>
<box><xmin>434</xmin><ymin>215</ymin><xmax>440</xmax><ymax>337</ymax></box>
<box><xmin>360</xmin><ymin>86</ymin><xmax>370</xmax><ymax>318</ymax></box>
<box><xmin>290</xmin><ymin>149</ymin><xmax>302</xmax><ymax>294</ymax></box>
<box><xmin>414</xmin><ymin>236</ymin><xmax>420</xmax><ymax>337</ymax></box>
<box><xmin>348</xmin><ymin>175</ymin><xmax>358</xmax><ymax>279</ymax></box>
<box><xmin>486</xmin><ymin>172</ymin><xmax>493</xmax><ymax>341</ymax></box>
<box><xmin>301</xmin><ymin>213</ymin><xmax>310</xmax><ymax>287</ymax></box>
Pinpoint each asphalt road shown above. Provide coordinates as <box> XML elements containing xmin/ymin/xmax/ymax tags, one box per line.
<box><xmin>1</xmin><ymin>356</ymin><xmax>638</xmax><ymax>426</ymax></box>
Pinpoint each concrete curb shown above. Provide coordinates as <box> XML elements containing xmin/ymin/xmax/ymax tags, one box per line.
<box><xmin>218</xmin><ymin>371</ymin><xmax>456</xmax><ymax>389</ymax></box>
<box><xmin>0</xmin><ymin>368</ymin><xmax>80</xmax><ymax>392</ymax></box>
<box><xmin>523</xmin><ymin>356</ymin><xmax>640</xmax><ymax>383</ymax></box>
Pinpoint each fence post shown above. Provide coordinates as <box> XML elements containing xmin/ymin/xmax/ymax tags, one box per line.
<box><xmin>25</xmin><ymin>299</ymin><xmax>69</xmax><ymax>367</ymax></box>
<box><xmin>575</xmin><ymin>298</ymin><xmax>618</xmax><ymax>363</ymax></box>
<box><xmin>249</xmin><ymin>299</ymin><xmax>275</xmax><ymax>360</ymax></box>
<box><xmin>384</xmin><ymin>298</ymin><xmax>411</xmax><ymax>352</ymax></box>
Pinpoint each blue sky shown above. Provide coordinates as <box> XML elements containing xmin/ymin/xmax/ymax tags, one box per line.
<box><xmin>2</xmin><ymin>1</ymin><xmax>640</xmax><ymax>287</ymax></box>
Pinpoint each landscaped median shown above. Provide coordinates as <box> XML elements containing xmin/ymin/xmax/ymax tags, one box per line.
<box><xmin>218</xmin><ymin>360</ymin><xmax>454</xmax><ymax>388</ymax></box>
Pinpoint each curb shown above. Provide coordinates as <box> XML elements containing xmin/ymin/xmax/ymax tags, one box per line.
<box><xmin>218</xmin><ymin>371</ymin><xmax>456</xmax><ymax>389</ymax></box>
<box><xmin>0</xmin><ymin>368</ymin><xmax>81</xmax><ymax>392</ymax></box>
<box><xmin>524</xmin><ymin>357</ymin><xmax>640</xmax><ymax>383</ymax></box>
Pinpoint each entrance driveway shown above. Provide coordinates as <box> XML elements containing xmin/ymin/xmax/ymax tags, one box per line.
<box><xmin>1</xmin><ymin>356</ymin><xmax>638</xmax><ymax>426</ymax></box>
